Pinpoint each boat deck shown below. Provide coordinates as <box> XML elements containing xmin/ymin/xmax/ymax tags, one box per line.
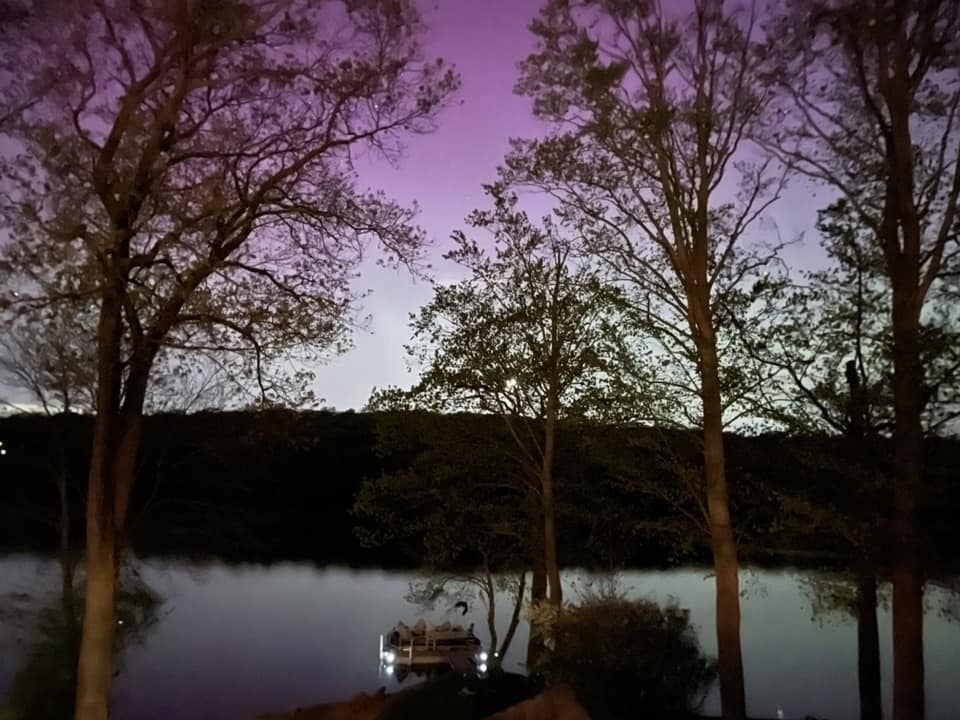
<box><xmin>380</xmin><ymin>627</ymin><xmax>487</xmax><ymax>676</ymax></box>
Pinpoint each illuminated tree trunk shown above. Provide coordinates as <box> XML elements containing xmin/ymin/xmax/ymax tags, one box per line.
<box><xmin>75</xmin><ymin>518</ymin><xmax>118</xmax><ymax>720</ymax></box>
<box><xmin>75</xmin><ymin>292</ymin><xmax>150</xmax><ymax>720</ymax></box>
<box><xmin>701</xmin><ymin>336</ymin><xmax>746</xmax><ymax>720</ymax></box>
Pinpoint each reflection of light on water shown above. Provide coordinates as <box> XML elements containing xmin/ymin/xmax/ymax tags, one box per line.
<box><xmin>384</xmin><ymin>665</ymin><xmax>394</xmax><ymax>676</ymax></box>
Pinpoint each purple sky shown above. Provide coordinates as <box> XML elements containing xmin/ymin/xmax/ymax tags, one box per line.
<box><xmin>309</xmin><ymin>0</ymin><xmax>549</xmax><ymax>409</ymax></box>
<box><xmin>309</xmin><ymin>0</ymin><xmax>821</xmax><ymax>410</ymax></box>
<box><xmin>0</xmin><ymin>0</ymin><xmax>824</xmax><ymax>413</ymax></box>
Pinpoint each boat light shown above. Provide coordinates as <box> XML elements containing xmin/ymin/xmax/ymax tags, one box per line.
<box><xmin>385</xmin><ymin>665</ymin><xmax>394</xmax><ymax>676</ymax></box>
<box><xmin>479</xmin><ymin>651</ymin><xmax>488</xmax><ymax>662</ymax></box>
<box><xmin>385</xmin><ymin>651</ymin><xmax>396</xmax><ymax>664</ymax></box>
<box><xmin>478</xmin><ymin>663</ymin><xmax>488</xmax><ymax>673</ymax></box>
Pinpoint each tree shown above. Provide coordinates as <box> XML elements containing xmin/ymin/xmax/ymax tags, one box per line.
<box><xmin>0</xmin><ymin>2</ymin><xmax>457</xmax><ymax>718</ymax></box>
<box><xmin>0</xmin><ymin>304</ymin><xmax>97</xmax><ymax>416</ymax></box>
<box><xmin>506</xmin><ymin>2</ymin><xmax>782</xmax><ymax>716</ymax></box>
<box><xmin>748</xmin><ymin>197</ymin><xmax>960</xmax><ymax>720</ymax></box>
<box><xmin>354</xmin><ymin>411</ymin><xmax>531</xmax><ymax>663</ymax></box>
<box><xmin>377</xmin><ymin>191</ymin><xmax>630</xmax><ymax>609</ymax></box>
<box><xmin>765</xmin><ymin>3</ymin><xmax>960</xmax><ymax>716</ymax></box>
<box><xmin>746</xmin><ymin>202</ymin><xmax>891</xmax><ymax>720</ymax></box>
<box><xmin>0</xmin><ymin>301</ymin><xmax>99</xmax><ymax>611</ymax></box>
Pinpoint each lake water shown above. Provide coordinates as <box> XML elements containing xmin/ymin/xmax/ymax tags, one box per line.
<box><xmin>1</xmin><ymin>554</ymin><xmax>959</xmax><ymax>720</ymax></box>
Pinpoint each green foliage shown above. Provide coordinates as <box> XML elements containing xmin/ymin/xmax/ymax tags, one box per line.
<box><xmin>532</xmin><ymin>587</ymin><xmax>717</xmax><ymax>719</ymax></box>
<box><xmin>386</xmin><ymin>189</ymin><xmax>633</xmax><ymax>430</ymax></box>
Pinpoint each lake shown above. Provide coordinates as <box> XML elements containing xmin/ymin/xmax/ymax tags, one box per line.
<box><xmin>1</xmin><ymin>554</ymin><xmax>959</xmax><ymax>720</ymax></box>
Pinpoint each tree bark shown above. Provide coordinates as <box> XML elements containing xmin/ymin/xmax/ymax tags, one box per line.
<box><xmin>701</xmin><ymin>340</ymin><xmax>747</xmax><ymax>720</ymax></box>
<box><xmin>891</xmin><ymin>306</ymin><xmax>925</xmax><ymax>720</ymax></box>
<box><xmin>856</xmin><ymin>566</ymin><xmax>883</xmax><ymax>720</ymax></box>
<box><xmin>75</xmin><ymin>287</ymin><xmax>124</xmax><ymax>720</ymax></box>
<box><xmin>75</xmin><ymin>289</ymin><xmax>151</xmax><ymax>720</ymax></box>
<box><xmin>74</xmin><ymin>406</ymin><xmax>120</xmax><ymax>720</ymax></box>
<box><xmin>75</xmin><ymin>532</ymin><xmax>117</xmax><ymax>720</ymax></box>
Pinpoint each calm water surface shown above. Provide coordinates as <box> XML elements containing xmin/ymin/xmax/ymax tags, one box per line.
<box><xmin>1</xmin><ymin>554</ymin><xmax>959</xmax><ymax>720</ymax></box>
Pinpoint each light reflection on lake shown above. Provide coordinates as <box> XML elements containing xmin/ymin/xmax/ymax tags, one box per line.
<box><xmin>1</xmin><ymin>554</ymin><xmax>959</xmax><ymax>720</ymax></box>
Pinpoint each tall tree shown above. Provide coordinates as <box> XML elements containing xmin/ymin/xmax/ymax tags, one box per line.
<box><xmin>0</xmin><ymin>2</ymin><xmax>457</xmax><ymax>718</ymax></box>
<box><xmin>377</xmin><ymin>192</ymin><xmax>630</xmax><ymax>608</ymax></box>
<box><xmin>765</xmin><ymin>4</ymin><xmax>960</xmax><ymax>716</ymax></box>
<box><xmin>749</xmin><ymin>199</ymin><xmax>960</xmax><ymax>720</ymax></box>
<box><xmin>747</xmin><ymin>202</ymin><xmax>892</xmax><ymax>720</ymax></box>
<box><xmin>507</xmin><ymin>2</ymin><xmax>781</xmax><ymax>716</ymax></box>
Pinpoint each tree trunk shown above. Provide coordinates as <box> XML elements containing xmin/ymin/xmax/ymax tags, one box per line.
<box><xmin>75</xmin><ymin>287</ymin><xmax>123</xmax><ymax>720</ymax></box>
<box><xmin>75</xmin><ymin>289</ymin><xmax>152</xmax><ymax>720</ymax></box>
<box><xmin>845</xmin><ymin>354</ymin><xmax>883</xmax><ymax>720</ymax></box>
<box><xmin>75</xmin><ymin>535</ymin><xmax>117</xmax><ymax>720</ymax></box>
<box><xmin>541</xmin><ymin>394</ymin><xmax>562</xmax><ymax>607</ymax></box>
<box><xmin>701</xmin><ymin>341</ymin><xmax>747</xmax><ymax>720</ymax></box>
<box><xmin>74</xmin><ymin>408</ymin><xmax>119</xmax><ymax>720</ymax></box>
<box><xmin>527</xmin><ymin>487</ymin><xmax>547</xmax><ymax>668</ymax></box>
<box><xmin>856</xmin><ymin>566</ymin><xmax>883</xmax><ymax>720</ymax></box>
<box><xmin>891</xmin><ymin>307</ymin><xmax>925</xmax><ymax>720</ymax></box>
<box><xmin>484</xmin><ymin>571</ymin><xmax>498</xmax><ymax>655</ymax></box>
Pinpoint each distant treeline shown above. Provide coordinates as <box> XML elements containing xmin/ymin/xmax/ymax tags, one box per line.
<box><xmin>1</xmin><ymin>410</ymin><xmax>957</xmax><ymax>570</ymax></box>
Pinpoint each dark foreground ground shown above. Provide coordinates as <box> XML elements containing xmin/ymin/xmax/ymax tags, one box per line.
<box><xmin>259</xmin><ymin>671</ymin><xmax>794</xmax><ymax>720</ymax></box>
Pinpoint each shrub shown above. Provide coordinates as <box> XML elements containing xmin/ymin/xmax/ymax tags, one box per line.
<box><xmin>532</xmin><ymin>590</ymin><xmax>717</xmax><ymax>719</ymax></box>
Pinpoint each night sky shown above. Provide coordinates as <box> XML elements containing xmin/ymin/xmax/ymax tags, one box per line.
<box><xmin>0</xmin><ymin>0</ymin><xmax>824</xmax><ymax>411</ymax></box>
<box><xmin>311</xmin><ymin>0</ymin><xmax>822</xmax><ymax>410</ymax></box>
<box><xmin>309</xmin><ymin>0</ymin><xmax>547</xmax><ymax>410</ymax></box>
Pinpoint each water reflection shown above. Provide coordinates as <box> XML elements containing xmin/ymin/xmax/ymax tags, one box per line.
<box><xmin>800</xmin><ymin>570</ymin><xmax>884</xmax><ymax>720</ymax></box>
<box><xmin>1</xmin><ymin>557</ymin><xmax>162</xmax><ymax>720</ymax></box>
<box><xmin>0</xmin><ymin>557</ymin><xmax>958</xmax><ymax>720</ymax></box>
